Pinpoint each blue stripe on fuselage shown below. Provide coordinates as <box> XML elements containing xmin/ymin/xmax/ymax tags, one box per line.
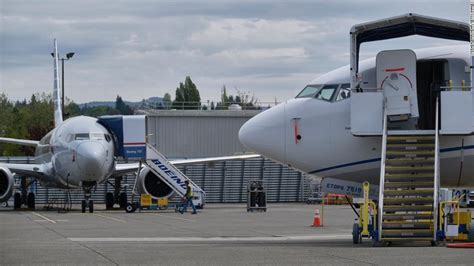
<box><xmin>309</xmin><ymin>145</ymin><xmax>474</xmax><ymax>174</ymax></box>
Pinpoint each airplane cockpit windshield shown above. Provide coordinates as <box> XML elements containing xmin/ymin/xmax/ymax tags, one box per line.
<box><xmin>295</xmin><ymin>83</ymin><xmax>351</xmax><ymax>102</ymax></box>
<box><xmin>91</xmin><ymin>133</ymin><xmax>105</xmax><ymax>140</ymax></box>
<box><xmin>74</xmin><ymin>134</ymin><xmax>90</xmax><ymax>140</ymax></box>
<box><xmin>315</xmin><ymin>84</ymin><xmax>338</xmax><ymax>101</ymax></box>
<box><xmin>295</xmin><ymin>85</ymin><xmax>322</xmax><ymax>98</ymax></box>
<box><xmin>66</xmin><ymin>133</ymin><xmax>111</xmax><ymax>142</ymax></box>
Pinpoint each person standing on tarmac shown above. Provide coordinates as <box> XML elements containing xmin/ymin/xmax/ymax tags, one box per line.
<box><xmin>180</xmin><ymin>180</ymin><xmax>197</xmax><ymax>214</ymax></box>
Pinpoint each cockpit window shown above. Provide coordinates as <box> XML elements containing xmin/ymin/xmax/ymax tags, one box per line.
<box><xmin>66</xmin><ymin>134</ymin><xmax>74</xmax><ymax>143</ymax></box>
<box><xmin>91</xmin><ymin>133</ymin><xmax>104</xmax><ymax>140</ymax></box>
<box><xmin>75</xmin><ymin>133</ymin><xmax>90</xmax><ymax>140</ymax></box>
<box><xmin>296</xmin><ymin>85</ymin><xmax>322</xmax><ymax>98</ymax></box>
<box><xmin>335</xmin><ymin>84</ymin><xmax>351</xmax><ymax>101</ymax></box>
<box><xmin>314</xmin><ymin>84</ymin><xmax>338</xmax><ymax>101</ymax></box>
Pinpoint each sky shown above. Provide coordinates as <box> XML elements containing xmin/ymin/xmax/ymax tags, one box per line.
<box><xmin>0</xmin><ymin>0</ymin><xmax>470</xmax><ymax>104</ymax></box>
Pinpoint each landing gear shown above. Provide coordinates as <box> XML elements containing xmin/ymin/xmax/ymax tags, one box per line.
<box><xmin>104</xmin><ymin>177</ymin><xmax>128</xmax><ymax>210</ymax></box>
<box><xmin>81</xmin><ymin>199</ymin><xmax>94</xmax><ymax>213</ymax></box>
<box><xmin>119</xmin><ymin>192</ymin><xmax>127</xmax><ymax>209</ymax></box>
<box><xmin>27</xmin><ymin>192</ymin><xmax>35</xmax><ymax>209</ymax></box>
<box><xmin>105</xmin><ymin>192</ymin><xmax>114</xmax><ymax>210</ymax></box>
<box><xmin>125</xmin><ymin>202</ymin><xmax>137</xmax><ymax>213</ymax></box>
<box><xmin>13</xmin><ymin>177</ymin><xmax>36</xmax><ymax>210</ymax></box>
<box><xmin>13</xmin><ymin>192</ymin><xmax>21</xmax><ymax>210</ymax></box>
<box><xmin>81</xmin><ymin>181</ymin><xmax>96</xmax><ymax>213</ymax></box>
<box><xmin>352</xmin><ymin>223</ymin><xmax>362</xmax><ymax>244</ymax></box>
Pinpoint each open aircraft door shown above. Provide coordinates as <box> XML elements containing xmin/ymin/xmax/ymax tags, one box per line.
<box><xmin>350</xmin><ymin>49</ymin><xmax>419</xmax><ymax>135</ymax></box>
<box><xmin>377</xmin><ymin>50</ymin><xmax>419</xmax><ymax>121</ymax></box>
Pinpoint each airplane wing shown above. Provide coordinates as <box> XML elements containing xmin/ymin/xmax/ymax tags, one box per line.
<box><xmin>0</xmin><ymin>137</ymin><xmax>39</xmax><ymax>147</ymax></box>
<box><xmin>169</xmin><ymin>154</ymin><xmax>261</xmax><ymax>165</ymax></box>
<box><xmin>112</xmin><ymin>154</ymin><xmax>261</xmax><ymax>176</ymax></box>
<box><xmin>0</xmin><ymin>163</ymin><xmax>49</xmax><ymax>179</ymax></box>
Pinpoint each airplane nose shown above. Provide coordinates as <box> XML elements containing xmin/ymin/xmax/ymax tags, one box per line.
<box><xmin>76</xmin><ymin>142</ymin><xmax>107</xmax><ymax>179</ymax></box>
<box><xmin>239</xmin><ymin>103</ymin><xmax>286</xmax><ymax>164</ymax></box>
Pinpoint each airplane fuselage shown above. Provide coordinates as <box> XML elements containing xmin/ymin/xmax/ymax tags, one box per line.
<box><xmin>239</xmin><ymin>45</ymin><xmax>474</xmax><ymax>187</ymax></box>
<box><xmin>34</xmin><ymin>116</ymin><xmax>115</xmax><ymax>189</ymax></box>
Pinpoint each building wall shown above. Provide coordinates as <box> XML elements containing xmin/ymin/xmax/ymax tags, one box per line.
<box><xmin>144</xmin><ymin>110</ymin><xmax>259</xmax><ymax>158</ymax></box>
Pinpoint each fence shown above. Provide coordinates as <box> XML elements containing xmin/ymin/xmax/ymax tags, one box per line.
<box><xmin>1</xmin><ymin>157</ymin><xmax>311</xmax><ymax>205</ymax></box>
<box><xmin>140</xmin><ymin>101</ymin><xmax>280</xmax><ymax>111</ymax></box>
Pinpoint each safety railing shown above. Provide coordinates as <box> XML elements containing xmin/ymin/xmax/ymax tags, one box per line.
<box><xmin>433</xmin><ymin>96</ymin><xmax>441</xmax><ymax>241</ymax></box>
<box><xmin>139</xmin><ymin>101</ymin><xmax>281</xmax><ymax>111</ymax></box>
<box><xmin>377</xmin><ymin>101</ymin><xmax>388</xmax><ymax>241</ymax></box>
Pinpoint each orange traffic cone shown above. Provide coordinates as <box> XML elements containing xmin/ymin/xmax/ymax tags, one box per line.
<box><xmin>311</xmin><ymin>208</ymin><xmax>322</xmax><ymax>227</ymax></box>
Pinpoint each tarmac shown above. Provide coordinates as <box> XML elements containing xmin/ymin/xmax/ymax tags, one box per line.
<box><xmin>1</xmin><ymin>203</ymin><xmax>474</xmax><ymax>265</ymax></box>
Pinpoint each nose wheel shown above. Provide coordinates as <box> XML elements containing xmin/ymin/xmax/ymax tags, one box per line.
<box><xmin>81</xmin><ymin>182</ymin><xmax>96</xmax><ymax>213</ymax></box>
<box><xmin>81</xmin><ymin>199</ymin><xmax>94</xmax><ymax>213</ymax></box>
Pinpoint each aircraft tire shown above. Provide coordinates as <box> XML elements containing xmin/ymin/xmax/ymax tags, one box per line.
<box><xmin>119</xmin><ymin>192</ymin><xmax>127</xmax><ymax>209</ymax></box>
<box><xmin>125</xmin><ymin>202</ymin><xmax>137</xmax><ymax>213</ymax></box>
<box><xmin>352</xmin><ymin>223</ymin><xmax>361</xmax><ymax>244</ymax></box>
<box><xmin>13</xmin><ymin>193</ymin><xmax>21</xmax><ymax>210</ymax></box>
<box><xmin>89</xmin><ymin>200</ymin><xmax>94</xmax><ymax>213</ymax></box>
<box><xmin>105</xmin><ymin>193</ymin><xmax>114</xmax><ymax>210</ymax></box>
<box><xmin>81</xmin><ymin>200</ymin><xmax>86</xmax><ymax>213</ymax></box>
<box><xmin>27</xmin><ymin>192</ymin><xmax>35</xmax><ymax>209</ymax></box>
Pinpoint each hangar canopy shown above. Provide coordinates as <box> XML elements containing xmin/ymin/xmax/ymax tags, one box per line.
<box><xmin>350</xmin><ymin>13</ymin><xmax>470</xmax><ymax>78</ymax></box>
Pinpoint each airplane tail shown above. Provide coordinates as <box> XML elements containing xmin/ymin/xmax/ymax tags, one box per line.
<box><xmin>53</xmin><ymin>39</ymin><xmax>63</xmax><ymax>127</ymax></box>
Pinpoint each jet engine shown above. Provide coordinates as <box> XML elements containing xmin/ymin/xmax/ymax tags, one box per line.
<box><xmin>137</xmin><ymin>166</ymin><xmax>174</xmax><ymax>199</ymax></box>
<box><xmin>0</xmin><ymin>166</ymin><xmax>14</xmax><ymax>202</ymax></box>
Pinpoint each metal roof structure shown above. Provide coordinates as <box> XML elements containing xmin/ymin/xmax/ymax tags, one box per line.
<box><xmin>350</xmin><ymin>13</ymin><xmax>470</xmax><ymax>84</ymax></box>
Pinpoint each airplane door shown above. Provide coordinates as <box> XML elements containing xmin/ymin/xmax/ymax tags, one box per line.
<box><xmin>376</xmin><ymin>50</ymin><xmax>419</xmax><ymax>120</ymax></box>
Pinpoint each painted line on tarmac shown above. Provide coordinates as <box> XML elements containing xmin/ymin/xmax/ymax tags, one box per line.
<box><xmin>32</xmin><ymin>212</ymin><xmax>57</xmax><ymax>224</ymax></box>
<box><xmin>93</xmin><ymin>213</ymin><xmax>127</xmax><ymax>223</ymax></box>
<box><xmin>154</xmin><ymin>213</ymin><xmax>195</xmax><ymax>222</ymax></box>
<box><xmin>69</xmin><ymin>234</ymin><xmax>351</xmax><ymax>243</ymax></box>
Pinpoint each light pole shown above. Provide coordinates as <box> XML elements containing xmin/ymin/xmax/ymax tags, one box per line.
<box><xmin>51</xmin><ymin>52</ymin><xmax>74</xmax><ymax>116</ymax></box>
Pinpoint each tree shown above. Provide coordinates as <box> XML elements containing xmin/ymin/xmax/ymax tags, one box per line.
<box><xmin>216</xmin><ymin>85</ymin><xmax>230</xmax><ymax>110</ymax></box>
<box><xmin>115</xmin><ymin>95</ymin><xmax>133</xmax><ymax>115</ymax></box>
<box><xmin>82</xmin><ymin>106</ymin><xmax>120</xmax><ymax>117</ymax></box>
<box><xmin>64</xmin><ymin>98</ymin><xmax>81</xmax><ymax>118</ymax></box>
<box><xmin>163</xmin><ymin>93</ymin><xmax>172</xmax><ymax>109</ymax></box>
<box><xmin>172</xmin><ymin>76</ymin><xmax>201</xmax><ymax>109</ymax></box>
<box><xmin>235</xmin><ymin>87</ymin><xmax>259</xmax><ymax>109</ymax></box>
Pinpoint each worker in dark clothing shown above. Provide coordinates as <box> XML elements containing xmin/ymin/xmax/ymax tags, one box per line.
<box><xmin>180</xmin><ymin>180</ymin><xmax>197</xmax><ymax>214</ymax></box>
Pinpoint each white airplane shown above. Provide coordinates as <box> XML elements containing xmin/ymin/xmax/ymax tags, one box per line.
<box><xmin>0</xmin><ymin>40</ymin><xmax>258</xmax><ymax>213</ymax></box>
<box><xmin>239</xmin><ymin>45</ymin><xmax>474</xmax><ymax>188</ymax></box>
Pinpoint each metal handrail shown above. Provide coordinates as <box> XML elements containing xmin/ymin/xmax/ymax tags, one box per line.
<box><xmin>377</xmin><ymin>101</ymin><xmax>388</xmax><ymax>241</ymax></box>
<box><xmin>433</xmin><ymin>96</ymin><xmax>441</xmax><ymax>241</ymax></box>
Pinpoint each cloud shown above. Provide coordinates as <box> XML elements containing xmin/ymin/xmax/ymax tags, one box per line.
<box><xmin>0</xmin><ymin>0</ymin><xmax>470</xmax><ymax>104</ymax></box>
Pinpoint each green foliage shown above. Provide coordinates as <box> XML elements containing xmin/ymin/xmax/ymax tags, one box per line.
<box><xmin>115</xmin><ymin>95</ymin><xmax>133</xmax><ymax>115</ymax></box>
<box><xmin>82</xmin><ymin>106</ymin><xmax>121</xmax><ymax>117</ymax></box>
<box><xmin>163</xmin><ymin>93</ymin><xmax>172</xmax><ymax>109</ymax></box>
<box><xmin>64</xmin><ymin>99</ymin><xmax>81</xmax><ymax>118</ymax></box>
<box><xmin>0</xmin><ymin>93</ymin><xmax>57</xmax><ymax>156</ymax></box>
<box><xmin>172</xmin><ymin>76</ymin><xmax>201</xmax><ymax>109</ymax></box>
<box><xmin>217</xmin><ymin>86</ymin><xmax>259</xmax><ymax>110</ymax></box>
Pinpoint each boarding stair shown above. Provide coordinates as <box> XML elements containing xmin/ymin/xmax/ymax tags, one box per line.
<box><xmin>144</xmin><ymin>144</ymin><xmax>204</xmax><ymax>198</ymax></box>
<box><xmin>377</xmin><ymin>100</ymin><xmax>440</xmax><ymax>244</ymax></box>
